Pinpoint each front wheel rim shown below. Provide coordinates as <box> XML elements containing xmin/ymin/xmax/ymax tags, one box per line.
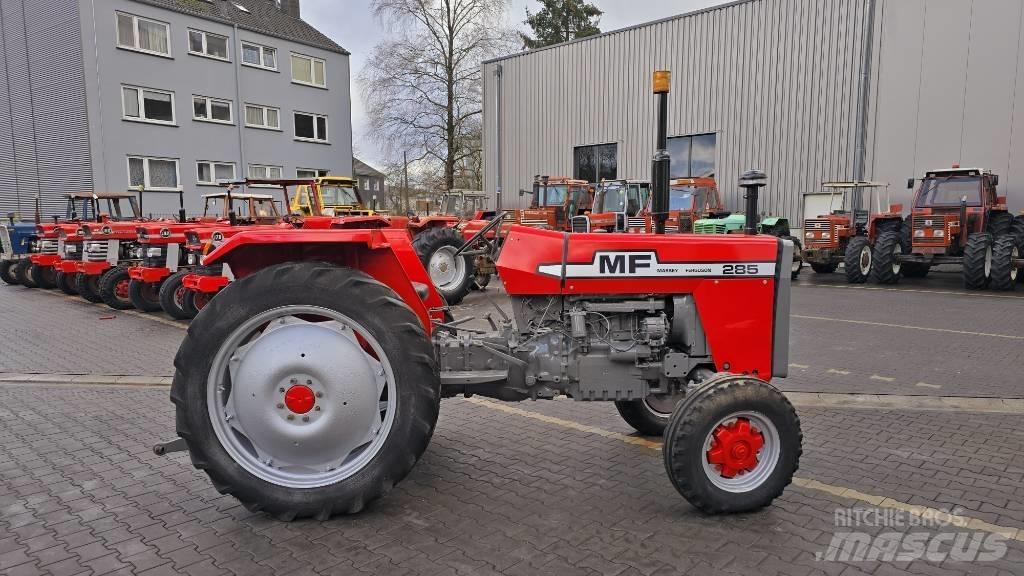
<box><xmin>1011</xmin><ymin>247</ymin><xmax>1020</xmax><ymax>282</ymax></box>
<box><xmin>985</xmin><ymin>246</ymin><xmax>993</xmax><ymax>278</ymax></box>
<box><xmin>859</xmin><ymin>245</ymin><xmax>872</xmax><ymax>275</ymax></box>
<box><xmin>428</xmin><ymin>246</ymin><xmax>466</xmax><ymax>290</ymax></box>
<box><xmin>207</xmin><ymin>305</ymin><xmax>397</xmax><ymax>489</ymax></box>
<box><xmin>891</xmin><ymin>243</ymin><xmax>902</xmax><ymax>275</ymax></box>
<box><xmin>701</xmin><ymin>411</ymin><xmax>780</xmax><ymax>493</ymax></box>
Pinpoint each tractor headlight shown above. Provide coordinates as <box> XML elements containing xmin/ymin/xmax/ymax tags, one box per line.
<box><xmin>821</xmin><ymin>232</ymin><xmax>831</xmax><ymax>239</ymax></box>
<box><xmin>914</xmin><ymin>229</ymin><xmax>925</xmax><ymax>237</ymax></box>
<box><xmin>804</xmin><ymin>231</ymin><xmax>814</xmax><ymax>238</ymax></box>
<box><xmin>65</xmin><ymin>244</ymin><xmax>76</xmax><ymax>253</ymax></box>
<box><xmin>146</xmin><ymin>247</ymin><xmax>163</xmax><ymax>258</ymax></box>
<box><xmin>187</xmin><ymin>253</ymin><xmax>196</xmax><ymax>265</ymax></box>
<box><xmin>933</xmin><ymin>230</ymin><xmax>944</xmax><ymax>237</ymax></box>
<box><xmin>135</xmin><ymin>247</ymin><xmax>144</xmax><ymax>258</ymax></box>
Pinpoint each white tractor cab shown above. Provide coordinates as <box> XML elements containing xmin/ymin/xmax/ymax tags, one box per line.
<box><xmin>438</xmin><ymin>190</ymin><xmax>490</xmax><ymax>220</ymax></box>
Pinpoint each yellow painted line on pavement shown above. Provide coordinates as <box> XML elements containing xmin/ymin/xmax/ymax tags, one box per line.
<box><xmin>466</xmin><ymin>396</ymin><xmax>1024</xmax><ymax>542</ymax></box>
<box><xmin>794</xmin><ymin>315</ymin><xmax>1024</xmax><ymax>340</ymax></box>
<box><xmin>799</xmin><ymin>282</ymin><xmax>1024</xmax><ymax>300</ymax></box>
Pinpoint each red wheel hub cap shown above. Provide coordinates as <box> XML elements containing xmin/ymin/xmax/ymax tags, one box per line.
<box><xmin>284</xmin><ymin>385</ymin><xmax>315</xmax><ymax>414</ymax></box>
<box><xmin>115</xmin><ymin>280</ymin><xmax>130</xmax><ymax>299</ymax></box>
<box><xmin>706</xmin><ymin>417</ymin><xmax>764</xmax><ymax>478</ymax></box>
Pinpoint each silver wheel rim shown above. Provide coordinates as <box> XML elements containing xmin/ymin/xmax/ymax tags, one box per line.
<box><xmin>428</xmin><ymin>246</ymin><xmax>466</xmax><ymax>291</ymax></box>
<box><xmin>859</xmin><ymin>245</ymin><xmax>872</xmax><ymax>275</ymax></box>
<box><xmin>207</xmin><ymin>305</ymin><xmax>396</xmax><ymax>488</ymax></box>
<box><xmin>891</xmin><ymin>243</ymin><xmax>902</xmax><ymax>275</ymax></box>
<box><xmin>985</xmin><ymin>246</ymin><xmax>993</xmax><ymax>278</ymax></box>
<box><xmin>791</xmin><ymin>256</ymin><xmax>801</xmax><ymax>274</ymax></box>
<box><xmin>701</xmin><ymin>411</ymin><xmax>780</xmax><ymax>493</ymax></box>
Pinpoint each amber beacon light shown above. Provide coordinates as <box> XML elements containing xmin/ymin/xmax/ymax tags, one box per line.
<box><xmin>653</xmin><ymin>70</ymin><xmax>671</xmax><ymax>94</ymax></box>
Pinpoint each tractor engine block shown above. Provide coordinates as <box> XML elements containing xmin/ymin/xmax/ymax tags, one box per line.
<box><xmin>435</xmin><ymin>294</ymin><xmax>713</xmax><ymax>402</ymax></box>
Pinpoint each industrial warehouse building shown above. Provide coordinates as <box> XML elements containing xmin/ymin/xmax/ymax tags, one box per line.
<box><xmin>483</xmin><ymin>0</ymin><xmax>1024</xmax><ymax>227</ymax></box>
<box><xmin>0</xmin><ymin>0</ymin><xmax>352</xmax><ymax>217</ymax></box>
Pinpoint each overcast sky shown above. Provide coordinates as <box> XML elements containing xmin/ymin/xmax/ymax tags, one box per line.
<box><xmin>301</xmin><ymin>0</ymin><xmax>723</xmax><ymax>167</ymax></box>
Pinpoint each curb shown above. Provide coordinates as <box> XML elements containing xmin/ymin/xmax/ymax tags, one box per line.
<box><xmin>0</xmin><ymin>373</ymin><xmax>172</xmax><ymax>386</ymax></box>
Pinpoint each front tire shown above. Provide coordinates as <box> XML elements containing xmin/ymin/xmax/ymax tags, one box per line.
<box><xmin>870</xmin><ymin>231</ymin><xmax>903</xmax><ymax>284</ymax></box>
<box><xmin>963</xmin><ymin>232</ymin><xmax>993</xmax><ymax>290</ymax></box>
<box><xmin>159</xmin><ymin>270</ymin><xmax>192</xmax><ymax>320</ymax></box>
<box><xmin>56</xmin><ymin>271</ymin><xmax>79</xmax><ymax>295</ymax></box>
<box><xmin>128</xmin><ymin>279</ymin><xmax>163</xmax><ymax>312</ymax></box>
<box><xmin>170</xmin><ymin>262</ymin><xmax>440</xmax><ymax>520</ymax></box>
<box><xmin>412</xmin><ymin>227</ymin><xmax>474</xmax><ymax>305</ymax></box>
<box><xmin>76</xmin><ymin>273</ymin><xmax>103</xmax><ymax>303</ymax></box>
<box><xmin>29</xmin><ymin>264</ymin><xmax>57</xmax><ymax>289</ymax></box>
<box><xmin>989</xmin><ymin>235</ymin><xmax>1019</xmax><ymax>291</ymax></box>
<box><xmin>782</xmin><ymin>236</ymin><xmax>803</xmax><ymax>280</ymax></box>
<box><xmin>181</xmin><ymin>288</ymin><xmax>213</xmax><ymax>318</ymax></box>
<box><xmin>13</xmin><ymin>259</ymin><xmax>36</xmax><ymax>288</ymax></box>
<box><xmin>663</xmin><ymin>374</ymin><xmax>801</xmax><ymax>514</ymax></box>
<box><xmin>0</xmin><ymin>260</ymin><xmax>19</xmax><ymax>285</ymax></box>
<box><xmin>844</xmin><ymin>236</ymin><xmax>871</xmax><ymax>283</ymax></box>
<box><xmin>99</xmin><ymin>266</ymin><xmax>134</xmax><ymax>310</ymax></box>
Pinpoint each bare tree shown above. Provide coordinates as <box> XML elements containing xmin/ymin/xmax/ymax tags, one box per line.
<box><xmin>361</xmin><ymin>0</ymin><xmax>512</xmax><ymax>192</ymax></box>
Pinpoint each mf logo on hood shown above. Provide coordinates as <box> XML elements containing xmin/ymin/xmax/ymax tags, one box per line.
<box><xmin>537</xmin><ymin>251</ymin><xmax>777</xmax><ymax>278</ymax></box>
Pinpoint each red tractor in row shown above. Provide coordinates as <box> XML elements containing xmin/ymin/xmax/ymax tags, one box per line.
<box><xmin>154</xmin><ymin>70</ymin><xmax>803</xmax><ymax>521</ymax></box>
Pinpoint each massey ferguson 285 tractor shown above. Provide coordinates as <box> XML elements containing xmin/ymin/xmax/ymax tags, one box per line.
<box><xmin>155</xmin><ymin>71</ymin><xmax>802</xmax><ymax>520</ymax></box>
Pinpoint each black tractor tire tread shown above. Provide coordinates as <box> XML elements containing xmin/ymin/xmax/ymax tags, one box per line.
<box><xmin>0</xmin><ymin>260</ymin><xmax>19</xmax><ymax>285</ymax></box>
<box><xmin>76</xmin><ymin>273</ymin><xmax>103</xmax><ymax>303</ymax></box>
<box><xmin>989</xmin><ymin>234</ymin><xmax>1019</xmax><ymax>291</ymax></box>
<box><xmin>159</xmin><ymin>270</ymin><xmax>192</xmax><ymax>320</ymax></box>
<box><xmin>987</xmin><ymin>211</ymin><xmax>1013</xmax><ymax>237</ymax></box>
<box><xmin>844</xmin><ymin>236</ymin><xmax>871</xmax><ymax>284</ymax></box>
<box><xmin>14</xmin><ymin>259</ymin><xmax>36</xmax><ymax>288</ymax></box>
<box><xmin>411</xmin><ymin>227</ymin><xmax>474</xmax><ymax>306</ymax></box>
<box><xmin>128</xmin><ymin>278</ymin><xmax>164</xmax><ymax>312</ymax></box>
<box><xmin>870</xmin><ymin>231</ymin><xmax>902</xmax><ymax>284</ymax></box>
<box><xmin>614</xmin><ymin>400</ymin><xmax>669</xmax><ymax>436</ymax></box>
<box><xmin>810</xmin><ymin>262</ymin><xmax>838</xmax><ymax>274</ymax></box>
<box><xmin>900</xmin><ymin>216</ymin><xmax>914</xmax><ymax>254</ymax></box>
<box><xmin>170</xmin><ymin>262</ymin><xmax>440</xmax><ymax>521</ymax></box>
<box><xmin>181</xmin><ymin>288</ymin><xmax>211</xmax><ymax>319</ymax></box>
<box><xmin>56</xmin><ymin>271</ymin><xmax>79</xmax><ymax>295</ymax></box>
<box><xmin>98</xmin><ymin>266</ymin><xmax>134</xmax><ymax>310</ymax></box>
<box><xmin>29</xmin><ymin>264</ymin><xmax>57</xmax><ymax>289</ymax></box>
<box><xmin>963</xmin><ymin>232</ymin><xmax>993</xmax><ymax>290</ymax></box>
<box><xmin>1010</xmin><ymin>215</ymin><xmax>1024</xmax><ymax>242</ymax></box>
<box><xmin>781</xmin><ymin>236</ymin><xmax>803</xmax><ymax>280</ymax></box>
<box><xmin>663</xmin><ymin>375</ymin><xmax>802</xmax><ymax>514</ymax></box>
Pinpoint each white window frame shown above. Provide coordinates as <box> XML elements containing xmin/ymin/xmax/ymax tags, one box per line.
<box><xmin>290</xmin><ymin>52</ymin><xmax>326</xmax><ymax>88</ymax></box>
<box><xmin>293</xmin><ymin>111</ymin><xmax>328</xmax><ymax>143</ymax></box>
<box><xmin>296</xmin><ymin>168</ymin><xmax>329</xmax><ymax>179</ymax></box>
<box><xmin>241</xmin><ymin>41</ymin><xmax>278</xmax><ymax>71</ymax></box>
<box><xmin>244</xmin><ymin>103</ymin><xmax>281</xmax><ymax>131</ymax></box>
<box><xmin>187</xmin><ymin>29</ymin><xmax>230</xmax><ymax>61</ymax></box>
<box><xmin>248</xmin><ymin>164</ymin><xmax>284</xmax><ymax>182</ymax></box>
<box><xmin>196</xmin><ymin>161</ymin><xmax>237</xmax><ymax>186</ymax></box>
<box><xmin>192</xmin><ymin>95</ymin><xmax>234</xmax><ymax>124</ymax></box>
<box><xmin>121</xmin><ymin>85</ymin><xmax>176</xmax><ymax>125</ymax></box>
<box><xmin>115</xmin><ymin>12</ymin><xmax>171</xmax><ymax>57</ymax></box>
<box><xmin>127</xmin><ymin>156</ymin><xmax>181</xmax><ymax>191</ymax></box>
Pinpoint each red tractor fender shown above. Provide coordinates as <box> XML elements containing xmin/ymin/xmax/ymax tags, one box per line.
<box><xmin>408</xmin><ymin>216</ymin><xmax>458</xmax><ymax>233</ymax></box>
<box><xmin>202</xmin><ymin>227</ymin><xmax>445</xmax><ymax>334</ymax></box>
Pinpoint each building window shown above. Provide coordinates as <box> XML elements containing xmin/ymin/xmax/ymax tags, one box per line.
<box><xmin>128</xmin><ymin>156</ymin><xmax>179</xmax><ymax>190</ymax></box>
<box><xmin>248</xmin><ymin>164</ymin><xmax>283</xmax><ymax>180</ymax></box>
<box><xmin>197</xmin><ymin>161</ymin><xmax>236</xmax><ymax>185</ymax></box>
<box><xmin>294</xmin><ymin>112</ymin><xmax>328</xmax><ymax>142</ymax></box>
<box><xmin>116</xmin><ymin>12</ymin><xmax>170</xmax><ymax>56</ymax></box>
<box><xmin>193</xmin><ymin>96</ymin><xmax>233</xmax><ymax>124</ymax></box>
<box><xmin>241</xmin><ymin>42</ymin><xmax>276</xmax><ymax>70</ymax></box>
<box><xmin>667</xmin><ymin>133</ymin><xmax>716</xmax><ymax>178</ymax></box>
<box><xmin>188</xmin><ymin>29</ymin><xmax>229</xmax><ymax>60</ymax></box>
<box><xmin>244</xmin><ymin>104</ymin><xmax>280</xmax><ymax>130</ymax></box>
<box><xmin>296</xmin><ymin>168</ymin><xmax>329</xmax><ymax>179</ymax></box>
<box><xmin>121</xmin><ymin>85</ymin><xmax>175</xmax><ymax>124</ymax></box>
<box><xmin>291</xmin><ymin>53</ymin><xmax>326</xmax><ymax>87</ymax></box>
<box><xmin>573</xmin><ymin>143</ymin><xmax>617</xmax><ymax>183</ymax></box>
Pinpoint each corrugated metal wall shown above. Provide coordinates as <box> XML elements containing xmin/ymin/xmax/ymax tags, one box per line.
<box><xmin>0</xmin><ymin>0</ymin><xmax>92</xmax><ymax>219</ymax></box>
<box><xmin>483</xmin><ymin>0</ymin><xmax>873</xmax><ymax>222</ymax></box>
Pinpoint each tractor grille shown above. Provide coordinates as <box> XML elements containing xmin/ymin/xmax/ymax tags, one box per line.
<box><xmin>694</xmin><ymin>221</ymin><xmax>726</xmax><ymax>234</ymax></box>
<box><xmin>0</xmin><ymin>226</ymin><xmax>10</xmax><ymax>256</ymax></box>
<box><xmin>520</xmin><ymin>218</ymin><xmax>548</xmax><ymax>227</ymax></box>
<box><xmin>63</xmin><ymin>242</ymin><xmax>83</xmax><ymax>261</ymax></box>
<box><xmin>570</xmin><ymin>216</ymin><xmax>589</xmax><ymax>233</ymax></box>
<box><xmin>37</xmin><ymin>239</ymin><xmax>59</xmax><ymax>255</ymax></box>
<box><xmin>804</xmin><ymin>219</ymin><xmax>835</xmax><ymax>246</ymax></box>
<box><xmin>628</xmin><ymin>217</ymin><xmax>646</xmax><ymax>229</ymax></box>
<box><xmin>804</xmin><ymin>219</ymin><xmax>831</xmax><ymax>231</ymax></box>
<box><xmin>83</xmin><ymin>241</ymin><xmax>109</xmax><ymax>263</ymax></box>
<box><xmin>913</xmin><ymin>216</ymin><xmax>947</xmax><ymax>246</ymax></box>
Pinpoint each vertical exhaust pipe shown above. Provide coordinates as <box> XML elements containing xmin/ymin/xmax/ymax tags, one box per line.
<box><xmin>651</xmin><ymin>71</ymin><xmax>671</xmax><ymax>235</ymax></box>
<box><xmin>739</xmin><ymin>170</ymin><xmax>767</xmax><ymax>235</ymax></box>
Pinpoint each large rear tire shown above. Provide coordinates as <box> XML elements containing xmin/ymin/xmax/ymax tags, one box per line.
<box><xmin>0</xmin><ymin>260</ymin><xmax>19</xmax><ymax>285</ymax></box>
<box><xmin>987</xmin><ymin>211</ymin><xmax>1013</xmax><ymax>236</ymax></box>
<box><xmin>989</xmin><ymin>235</ymin><xmax>1019</xmax><ymax>291</ymax></box>
<box><xmin>170</xmin><ymin>262</ymin><xmax>440</xmax><ymax>520</ymax></box>
<box><xmin>1011</xmin><ymin>215</ymin><xmax>1024</xmax><ymax>243</ymax></box>
<box><xmin>56</xmin><ymin>271</ymin><xmax>79</xmax><ymax>295</ymax></box>
<box><xmin>843</xmin><ymin>236</ymin><xmax>872</xmax><ymax>284</ymax></box>
<box><xmin>412</xmin><ymin>227</ymin><xmax>474</xmax><ymax>305</ymax></box>
<box><xmin>159</xmin><ymin>270</ymin><xmax>192</xmax><ymax>320</ymax></box>
<box><xmin>963</xmin><ymin>232</ymin><xmax>993</xmax><ymax>290</ymax></box>
<box><xmin>663</xmin><ymin>374</ymin><xmax>801</xmax><ymax>514</ymax></box>
<box><xmin>13</xmin><ymin>259</ymin><xmax>36</xmax><ymax>288</ymax></box>
<box><xmin>76</xmin><ymin>273</ymin><xmax>103</xmax><ymax>303</ymax></box>
<box><xmin>128</xmin><ymin>278</ymin><xmax>163</xmax><ymax>312</ymax></box>
<box><xmin>29</xmin><ymin>264</ymin><xmax>57</xmax><ymax>289</ymax></box>
<box><xmin>99</xmin><ymin>266</ymin><xmax>134</xmax><ymax>310</ymax></box>
<box><xmin>870</xmin><ymin>231</ymin><xmax>903</xmax><ymax>284</ymax></box>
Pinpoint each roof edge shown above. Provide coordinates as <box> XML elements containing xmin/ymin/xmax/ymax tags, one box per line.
<box><xmin>484</xmin><ymin>0</ymin><xmax>755</xmax><ymax>65</ymax></box>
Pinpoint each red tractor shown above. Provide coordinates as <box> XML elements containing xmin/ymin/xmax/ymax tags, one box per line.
<box><xmin>885</xmin><ymin>167</ymin><xmax>1024</xmax><ymax>289</ymax></box>
<box><xmin>572</xmin><ymin>179</ymin><xmax>651</xmax><ymax>232</ymax></box>
<box><xmin>801</xmin><ymin>181</ymin><xmax>906</xmax><ymax>283</ymax></box>
<box><xmin>155</xmin><ymin>70</ymin><xmax>802</xmax><ymax>520</ymax></box>
<box><xmin>516</xmin><ymin>176</ymin><xmax>594</xmax><ymax>230</ymax></box>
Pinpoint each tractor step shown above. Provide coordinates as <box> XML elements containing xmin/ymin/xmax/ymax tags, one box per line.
<box><xmin>152</xmin><ymin>437</ymin><xmax>188</xmax><ymax>456</ymax></box>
